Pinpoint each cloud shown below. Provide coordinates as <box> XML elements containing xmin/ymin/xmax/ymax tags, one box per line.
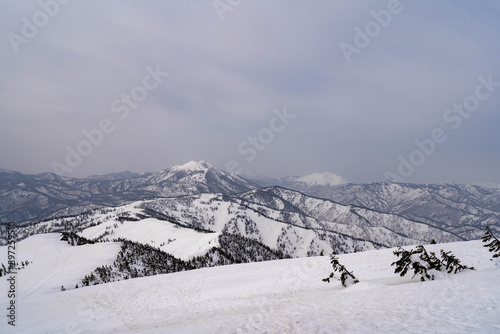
<box><xmin>0</xmin><ymin>0</ymin><xmax>499</xmax><ymax>184</ymax></box>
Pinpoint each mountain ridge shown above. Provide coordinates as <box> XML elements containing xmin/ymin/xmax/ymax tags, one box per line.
<box><xmin>0</xmin><ymin>161</ymin><xmax>258</xmax><ymax>224</ymax></box>
<box><xmin>1</xmin><ymin>161</ymin><xmax>499</xmax><ymax>243</ymax></box>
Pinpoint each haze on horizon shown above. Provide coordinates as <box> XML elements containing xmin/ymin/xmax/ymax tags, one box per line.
<box><xmin>1</xmin><ymin>0</ymin><xmax>499</xmax><ymax>184</ymax></box>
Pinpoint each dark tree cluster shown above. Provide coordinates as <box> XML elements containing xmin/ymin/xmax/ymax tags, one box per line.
<box><xmin>391</xmin><ymin>245</ymin><xmax>474</xmax><ymax>281</ymax></box>
<box><xmin>79</xmin><ymin>232</ymin><xmax>288</xmax><ymax>287</ymax></box>
<box><xmin>189</xmin><ymin>233</ymin><xmax>289</xmax><ymax>268</ymax></box>
<box><xmin>81</xmin><ymin>238</ymin><xmax>190</xmax><ymax>286</ymax></box>
<box><xmin>60</xmin><ymin>232</ymin><xmax>96</xmax><ymax>246</ymax></box>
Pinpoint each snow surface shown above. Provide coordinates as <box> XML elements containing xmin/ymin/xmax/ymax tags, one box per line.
<box><xmin>80</xmin><ymin>218</ymin><xmax>221</xmax><ymax>260</ymax></box>
<box><xmin>0</xmin><ymin>234</ymin><xmax>121</xmax><ymax>296</ymax></box>
<box><xmin>1</xmin><ymin>237</ymin><xmax>499</xmax><ymax>333</ymax></box>
<box><xmin>296</xmin><ymin>172</ymin><xmax>348</xmax><ymax>187</ymax></box>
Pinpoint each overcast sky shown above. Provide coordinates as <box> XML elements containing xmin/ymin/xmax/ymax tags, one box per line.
<box><xmin>1</xmin><ymin>0</ymin><xmax>499</xmax><ymax>184</ymax></box>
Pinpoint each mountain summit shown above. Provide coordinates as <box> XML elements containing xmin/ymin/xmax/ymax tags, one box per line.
<box><xmin>171</xmin><ymin>160</ymin><xmax>212</xmax><ymax>172</ymax></box>
<box><xmin>0</xmin><ymin>160</ymin><xmax>258</xmax><ymax>224</ymax></box>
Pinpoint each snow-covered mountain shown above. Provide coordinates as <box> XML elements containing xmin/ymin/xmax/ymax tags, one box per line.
<box><xmin>2</xmin><ymin>163</ymin><xmax>499</xmax><ymax>332</ymax></box>
<box><xmin>1</xmin><ymin>234</ymin><xmax>498</xmax><ymax>333</ymax></box>
<box><xmin>311</xmin><ymin>182</ymin><xmax>500</xmax><ymax>240</ymax></box>
<box><xmin>8</xmin><ymin>187</ymin><xmax>460</xmax><ymax>254</ymax></box>
<box><xmin>0</xmin><ymin>161</ymin><xmax>258</xmax><ymax>224</ymax></box>
<box><xmin>2</xmin><ymin>161</ymin><xmax>499</xmax><ymax>246</ymax></box>
<box><xmin>249</xmin><ymin>171</ymin><xmax>348</xmax><ymax>193</ymax></box>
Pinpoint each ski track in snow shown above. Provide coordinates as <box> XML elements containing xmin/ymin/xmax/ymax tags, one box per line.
<box><xmin>0</xmin><ymin>237</ymin><xmax>499</xmax><ymax>333</ymax></box>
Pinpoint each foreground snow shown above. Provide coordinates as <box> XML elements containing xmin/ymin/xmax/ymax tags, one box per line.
<box><xmin>1</xmin><ymin>238</ymin><xmax>499</xmax><ymax>333</ymax></box>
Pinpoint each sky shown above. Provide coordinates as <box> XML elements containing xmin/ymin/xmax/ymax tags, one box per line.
<box><xmin>1</xmin><ymin>0</ymin><xmax>499</xmax><ymax>184</ymax></box>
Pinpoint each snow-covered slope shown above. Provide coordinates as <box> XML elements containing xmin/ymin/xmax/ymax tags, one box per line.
<box><xmin>10</xmin><ymin>188</ymin><xmax>461</xmax><ymax>258</ymax></box>
<box><xmin>1</xmin><ymin>239</ymin><xmax>498</xmax><ymax>333</ymax></box>
<box><xmin>313</xmin><ymin>182</ymin><xmax>500</xmax><ymax>239</ymax></box>
<box><xmin>0</xmin><ymin>234</ymin><xmax>121</xmax><ymax>296</ymax></box>
<box><xmin>238</xmin><ymin>187</ymin><xmax>461</xmax><ymax>245</ymax></box>
<box><xmin>80</xmin><ymin>217</ymin><xmax>220</xmax><ymax>260</ymax></box>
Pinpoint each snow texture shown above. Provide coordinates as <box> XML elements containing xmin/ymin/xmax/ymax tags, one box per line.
<box><xmin>1</xmin><ymin>237</ymin><xmax>499</xmax><ymax>333</ymax></box>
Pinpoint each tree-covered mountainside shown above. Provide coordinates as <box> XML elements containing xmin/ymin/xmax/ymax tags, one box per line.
<box><xmin>78</xmin><ymin>232</ymin><xmax>288</xmax><ymax>286</ymax></box>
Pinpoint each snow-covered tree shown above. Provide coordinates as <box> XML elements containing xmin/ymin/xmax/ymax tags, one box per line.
<box><xmin>439</xmin><ymin>249</ymin><xmax>475</xmax><ymax>273</ymax></box>
<box><xmin>392</xmin><ymin>246</ymin><xmax>436</xmax><ymax>281</ymax></box>
<box><xmin>392</xmin><ymin>245</ymin><xmax>474</xmax><ymax>281</ymax></box>
<box><xmin>323</xmin><ymin>252</ymin><xmax>359</xmax><ymax>287</ymax></box>
<box><xmin>482</xmin><ymin>226</ymin><xmax>500</xmax><ymax>259</ymax></box>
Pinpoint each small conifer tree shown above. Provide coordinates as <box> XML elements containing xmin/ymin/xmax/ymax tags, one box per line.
<box><xmin>440</xmin><ymin>249</ymin><xmax>474</xmax><ymax>273</ymax></box>
<box><xmin>323</xmin><ymin>252</ymin><xmax>359</xmax><ymax>287</ymax></box>
<box><xmin>392</xmin><ymin>246</ymin><xmax>435</xmax><ymax>281</ymax></box>
<box><xmin>392</xmin><ymin>245</ymin><xmax>474</xmax><ymax>281</ymax></box>
<box><xmin>482</xmin><ymin>226</ymin><xmax>500</xmax><ymax>259</ymax></box>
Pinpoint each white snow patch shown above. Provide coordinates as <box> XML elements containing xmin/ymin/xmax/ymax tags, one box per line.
<box><xmin>171</xmin><ymin>160</ymin><xmax>211</xmax><ymax>172</ymax></box>
<box><xmin>0</xmin><ymin>234</ymin><xmax>120</xmax><ymax>297</ymax></box>
<box><xmin>296</xmin><ymin>172</ymin><xmax>348</xmax><ymax>186</ymax></box>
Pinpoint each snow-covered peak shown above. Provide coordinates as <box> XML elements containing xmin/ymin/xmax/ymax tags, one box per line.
<box><xmin>295</xmin><ymin>172</ymin><xmax>348</xmax><ymax>187</ymax></box>
<box><xmin>171</xmin><ymin>160</ymin><xmax>213</xmax><ymax>172</ymax></box>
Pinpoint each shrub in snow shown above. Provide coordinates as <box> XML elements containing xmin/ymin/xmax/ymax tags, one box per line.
<box><xmin>392</xmin><ymin>245</ymin><xmax>474</xmax><ymax>282</ymax></box>
<box><xmin>482</xmin><ymin>226</ymin><xmax>500</xmax><ymax>259</ymax></box>
<box><xmin>0</xmin><ymin>260</ymin><xmax>31</xmax><ymax>277</ymax></box>
<box><xmin>439</xmin><ymin>249</ymin><xmax>475</xmax><ymax>274</ymax></box>
<box><xmin>392</xmin><ymin>246</ymin><xmax>437</xmax><ymax>281</ymax></box>
<box><xmin>323</xmin><ymin>252</ymin><xmax>359</xmax><ymax>287</ymax></box>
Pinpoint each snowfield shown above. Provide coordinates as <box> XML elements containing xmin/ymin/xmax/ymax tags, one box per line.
<box><xmin>1</xmin><ymin>236</ymin><xmax>499</xmax><ymax>333</ymax></box>
<box><xmin>79</xmin><ymin>218</ymin><xmax>221</xmax><ymax>261</ymax></box>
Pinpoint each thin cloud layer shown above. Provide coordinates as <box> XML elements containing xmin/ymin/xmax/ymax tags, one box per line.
<box><xmin>0</xmin><ymin>0</ymin><xmax>499</xmax><ymax>183</ymax></box>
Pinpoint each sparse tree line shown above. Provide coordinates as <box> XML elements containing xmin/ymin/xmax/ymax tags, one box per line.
<box><xmin>59</xmin><ymin>232</ymin><xmax>288</xmax><ymax>289</ymax></box>
<box><xmin>324</xmin><ymin>226</ymin><xmax>500</xmax><ymax>287</ymax></box>
<box><xmin>1</xmin><ymin>207</ymin><xmax>163</xmax><ymax>246</ymax></box>
<box><xmin>0</xmin><ymin>260</ymin><xmax>31</xmax><ymax>277</ymax></box>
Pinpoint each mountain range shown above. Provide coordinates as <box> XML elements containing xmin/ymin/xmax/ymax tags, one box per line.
<box><xmin>1</xmin><ymin>160</ymin><xmax>499</xmax><ymax>245</ymax></box>
<box><xmin>6</xmin><ymin>185</ymin><xmax>460</xmax><ymax>258</ymax></box>
<box><xmin>307</xmin><ymin>182</ymin><xmax>500</xmax><ymax>240</ymax></box>
<box><xmin>1</xmin><ymin>159</ymin><xmax>499</xmax><ymax>332</ymax></box>
<box><xmin>0</xmin><ymin>161</ymin><xmax>257</xmax><ymax>225</ymax></box>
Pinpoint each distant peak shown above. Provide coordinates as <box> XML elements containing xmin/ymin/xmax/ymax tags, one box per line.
<box><xmin>0</xmin><ymin>168</ymin><xmax>16</xmax><ymax>174</ymax></box>
<box><xmin>295</xmin><ymin>172</ymin><xmax>348</xmax><ymax>187</ymax></box>
<box><xmin>172</xmin><ymin>160</ymin><xmax>213</xmax><ymax>172</ymax></box>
